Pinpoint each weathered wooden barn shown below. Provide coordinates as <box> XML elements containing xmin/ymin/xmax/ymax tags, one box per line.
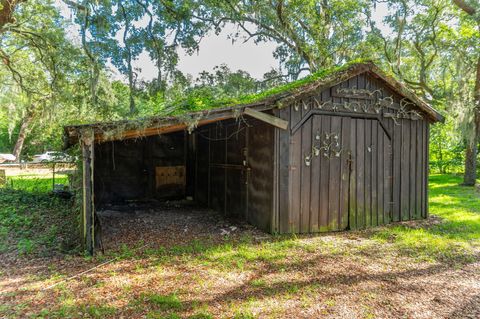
<box><xmin>64</xmin><ymin>62</ymin><xmax>443</xmax><ymax>254</ymax></box>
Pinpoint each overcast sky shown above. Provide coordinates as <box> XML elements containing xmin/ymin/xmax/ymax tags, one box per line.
<box><xmin>135</xmin><ymin>25</ymin><xmax>279</xmax><ymax>81</ymax></box>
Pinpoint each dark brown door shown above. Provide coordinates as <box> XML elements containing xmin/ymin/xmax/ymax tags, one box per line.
<box><xmin>348</xmin><ymin>118</ymin><xmax>393</xmax><ymax>229</ymax></box>
<box><xmin>291</xmin><ymin>114</ymin><xmax>392</xmax><ymax>232</ymax></box>
<box><xmin>290</xmin><ymin>114</ymin><xmax>351</xmax><ymax>232</ymax></box>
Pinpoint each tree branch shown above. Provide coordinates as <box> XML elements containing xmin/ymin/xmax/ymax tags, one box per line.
<box><xmin>453</xmin><ymin>0</ymin><xmax>478</xmax><ymax>15</ymax></box>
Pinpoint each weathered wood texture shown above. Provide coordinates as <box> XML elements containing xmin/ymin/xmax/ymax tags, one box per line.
<box><xmin>81</xmin><ymin>133</ymin><xmax>95</xmax><ymax>255</ymax></box>
<box><xmin>194</xmin><ymin>118</ymin><xmax>275</xmax><ymax>231</ymax></box>
<box><xmin>274</xmin><ymin>72</ymin><xmax>429</xmax><ymax>233</ymax></box>
<box><xmin>94</xmin><ymin>131</ymin><xmax>186</xmax><ymax>206</ymax></box>
<box><xmin>247</xmin><ymin>119</ymin><xmax>275</xmax><ymax>232</ymax></box>
<box><xmin>390</xmin><ymin>118</ymin><xmax>429</xmax><ymax>221</ymax></box>
<box><xmin>155</xmin><ymin>166</ymin><xmax>186</xmax><ymax>198</ymax></box>
<box><xmin>244</xmin><ymin>107</ymin><xmax>289</xmax><ymax>130</ymax></box>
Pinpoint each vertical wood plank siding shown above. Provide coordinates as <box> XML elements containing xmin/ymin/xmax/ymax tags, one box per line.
<box><xmin>279</xmin><ymin>72</ymin><xmax>430</xmax><ymax>232</ymax></box>
<box><xmin>194</xmin><ymin>118</ymin><xmax>275</xmax><ymax>232</ymax></box>
<box><xmin>390</xmin><ymin>119</ymin><xmax>428</xmax><ymax>222</ymax></box>
<box><xmin>82</xmin><ymin>133</ymin><xmax>95</xmax><ymax>255</ymax></box>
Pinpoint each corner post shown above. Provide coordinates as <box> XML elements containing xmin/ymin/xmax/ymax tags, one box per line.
<box><xmin>81</xmin><ymin>129</ymin><xmax>95</xmax><ymax>255</ymax></box>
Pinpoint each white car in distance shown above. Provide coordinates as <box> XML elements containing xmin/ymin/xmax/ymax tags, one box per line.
<box><xmin>31</xmin><ymin>151</ymin><xmax>74</xmax><ymax>163</ymax></box>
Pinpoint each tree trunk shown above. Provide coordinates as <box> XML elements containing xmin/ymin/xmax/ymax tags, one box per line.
<box><xmin>455</xmin><ymin>2</ymin><xmax>480</xmax><ymax>186</ymax></box>
<box><xmin>0</xmin><ymin>0</ymin><xmax>24</xmax><ymax>31</ymax></box>
<box><xmin>12</xmin><ymin>110</ymin><xmax>34</xmax><ymax>162</ymax></box>
<box><xmin>464</xmin><ymin>53</ymin><xmax>480</xmax><ymax>185</ymax></box>
<box><xmin>464</xmin><ymin>141</ymin><xmax>477</xmax><ymax>185</ymax></box>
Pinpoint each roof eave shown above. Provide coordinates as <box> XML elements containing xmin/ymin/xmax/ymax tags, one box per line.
<box><xmin>365</xmin><ymin>63</ymin><xmax>444</xmax><ymax>123</ymax></box>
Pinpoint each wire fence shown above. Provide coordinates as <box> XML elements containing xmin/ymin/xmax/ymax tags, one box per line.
<box><xmin>0</xmin><ymin>164</ymin><xmax>76</xmax><ymax>193</ymax></box>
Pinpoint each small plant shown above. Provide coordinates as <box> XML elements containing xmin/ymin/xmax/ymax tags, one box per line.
<box><xmin>143</xmin><ymin>292</ymin><xmax>183</xmax><ymax>311</ymax></box>
<box><xmin>82</xmin><ymin>305</ymin><xmax>117</xmax><ymax>318</ymax></box>
<box><xmin>17</xmin><ymin>238</ymin><xmax>34</xmax><ymax>255</ymax></box>
<box><xmin>232</xmin><ymin>311</ymin><xmax>255</xmax><ymax>319</ymax></box>
<box><xmin>250</xmin><ymin>278</ymin><xmax>266</xmax><ymax>288</ymax></box>
<box><xmin>189</xmin><ymin>312</ymin><xmax>213</xmax><ymax>319</ymax></box>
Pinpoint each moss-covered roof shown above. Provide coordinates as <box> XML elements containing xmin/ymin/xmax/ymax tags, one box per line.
<box><xmin>169</xmin><ymin>59</ymin><xmax>368</xmax><ymax>113</ymax></box>
<box><xmin>64</xmin><ymin>61</ymin><xmax>444</xmax><ymax>148</ymax></box>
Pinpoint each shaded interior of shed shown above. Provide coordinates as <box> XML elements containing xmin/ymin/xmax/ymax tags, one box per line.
<box><xmin>93</xmin><ymin>118</ymin><xmax>275</xmax><ymax>232</ymax></box>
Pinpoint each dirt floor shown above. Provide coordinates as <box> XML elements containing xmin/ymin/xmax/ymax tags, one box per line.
<box><xmin>96</xmin><ymin>201</ymin><xmax>266</xmax><ymax>251</ymax></box>
<box><xmin>1</xmin><ymin>202</ymin><xmax>479</xmax><ymax>318</ymax></box>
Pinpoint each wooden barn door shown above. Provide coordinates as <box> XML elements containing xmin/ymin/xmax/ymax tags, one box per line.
<box><xmin>291</xmin><ymin>114</ymin><xmax>352</xmax><ymax>232</ymax></box>
<box><xmin>291</xmin><ymin>114</ymin><xmax>392</xmax><ymax>232</ymax></box>
<box><xmin>348</xmin><ymin>118</ymin><xmax>393</xmax><ymax>229</ymax></box>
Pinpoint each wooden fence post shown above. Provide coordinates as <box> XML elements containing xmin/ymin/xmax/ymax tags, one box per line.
<box><xmin>0</xmin><ymin>169</ymin><xmax>5</xmax><ymax>187</ymax></box>
<box><xmin>81</xmin><ymin>130</ymin><xmax>95</xmax><ymax>255</ymax></box>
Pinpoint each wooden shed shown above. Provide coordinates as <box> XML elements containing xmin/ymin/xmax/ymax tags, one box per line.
<box><xmin>64</xmin><ymin>62</ymin><xmax>444</xmax><ymax>254</ymax></box>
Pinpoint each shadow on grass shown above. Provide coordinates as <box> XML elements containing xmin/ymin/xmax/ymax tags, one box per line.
<box><xmin>6</xmin><ymin>174</ymin><xmax>480</xmax><ymax>318</ymax></box>
<box><xmin>361</xmin><ymin>174</ymin><xmax>480</xmax><ymax>263</ymax></box>
<box><xmin>31</xmin><ymin>244</ymin><xmax>476</xmax><ymax>319</ymax></box>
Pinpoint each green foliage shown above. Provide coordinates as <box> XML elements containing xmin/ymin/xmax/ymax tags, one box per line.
<box><xmin>6</xmin><ymin>175</ymin><xmax>68</xmax><ymax>193</ymax></box>
<box><xmin>369</xmin><ymin>0</ymin><xmax>480</xmax><ymax>178</ymax></box>
<box><xmin>1</xmin><ymin>0</ymin><xmax>479</xmax><ymax>178</ymax></box>
<box><xmin>196</xmin><ymin>0</ymin><xmax>372</xmax><ymax>75</ymax></box>
<box><xmin>168</xmin><ymin>60</ymin><xmax>367</xmax><ymax>115</ymax></box>
<box><xmin>429</xmin><ymin>118</ymin><xmax>464</xmax><ymax>173</ymax></box>
<box><xmin>0</xmin><ymin>186</ymin><xmax>78</xmax><ymax>256</ymax></box>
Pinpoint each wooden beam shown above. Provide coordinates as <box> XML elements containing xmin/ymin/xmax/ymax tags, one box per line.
<box><xmin>94</xmin><ymin>116</ymin><xmax>231</xmax><ymax>144</ymax></box>
<box><xmin>244</xmin><ymin>107</ymin><xmax>289</xmax><ymax>130</ymax></box>
<box><xmin>81</xmin><ymin>130</ymin><xmax>95</xmax><ymax>255</ymax></box>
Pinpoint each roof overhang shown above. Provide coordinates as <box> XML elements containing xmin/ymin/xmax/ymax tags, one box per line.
<box><xmin>64</xmin><ymin>62</ymin><xmax>444</xmax><ymax>149</ymax></box>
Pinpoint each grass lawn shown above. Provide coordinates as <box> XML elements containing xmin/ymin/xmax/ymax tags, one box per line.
<box><xmin>0</xmin><ymin>174</ymin><xmax>479</xmax><ymax>318</ymax></box>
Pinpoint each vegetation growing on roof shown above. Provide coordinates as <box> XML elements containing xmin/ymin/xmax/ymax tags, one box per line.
<box><xmin>63</xmin><ymin>61</ymin><xmax>373</xmax><ymax>144</ymax></box>
<box><xmin>167</xmin><ymin>59</ymin><xmax>370</xmax><ymax>115</ymax></box>
<box><xmin>64</xmin><ymin>59</ymin><xmax>441</xmax><ymax>146</ymax></box>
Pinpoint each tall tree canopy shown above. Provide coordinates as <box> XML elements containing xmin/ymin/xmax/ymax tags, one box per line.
<box><xmin>1</xmin><ymin>0</ymin><xmax>480</xmax><ymax>187</ymax></box>
<box><xmin>189</xmin><ymin>0</ymin><xmax>372</xmax><ymax>78</ymax></box>
<box><xmin>64</xmin><ymin>0</ymin><xmax>215</xmax><ymax>115</ymax></box>
<box><xmin>0</xmin><ymin>0</ymin><xmax>90</xmax><ymax>159</ymax></box>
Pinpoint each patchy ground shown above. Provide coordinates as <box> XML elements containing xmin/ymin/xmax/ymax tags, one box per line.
<box><xmin>1</xmin><ymin>174</ymin><xmax>479</xmax><ymax>318</ymax></box>
<box><xmin>96</xmin><ymin>201</ymin><xmax>265</xmax><ymax>251</ymax></box>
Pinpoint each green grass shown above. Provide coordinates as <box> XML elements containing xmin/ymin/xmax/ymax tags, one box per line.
<box><xmin>105</xmin><ymin>174</ymin><xmax>479</xmax><ymax>270</ymax></box>
<box><xmin>2</xmin><ymin>174</ymin><xmax>479</xmax><ymax>318</ymax></box>
<box><xmin>5</xmin><ymin>175</ymin><xmax>68</xmax><ymax>193</ymax></box>
<box><xmin>34</xmin><ymin>304</ymin><xmax>117</xmax><ymax>319</ymax></box>
<box><xmin>142</xmin><ymin>293</ymin><xmax>183</xmax><ymax>311</ymax></box>
<box><xmin>371</xmin><ymin>174</ymin><xmax>480</xmax><ymax>263</ymax></box>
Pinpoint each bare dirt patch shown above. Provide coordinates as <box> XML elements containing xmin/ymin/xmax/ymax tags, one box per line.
<box><xmin>96</xmin><ymin>200</ymin><xmax>266</xmax><ymax>251</ymax></box>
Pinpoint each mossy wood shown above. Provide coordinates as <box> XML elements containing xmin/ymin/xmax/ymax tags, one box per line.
<box><xmin>69</xmin><ymin>62</ymin><xmax>443</xmax><ymax>254</ymax></box>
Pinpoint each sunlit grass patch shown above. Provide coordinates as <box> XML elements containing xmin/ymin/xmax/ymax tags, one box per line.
<box><xmin>141</xmin><ymin>292</ymin><xmax>183</xmax><ymax>311</ymax></box>
<box><xmin>5</xmin><ymin>175</ymin><xmax>68</xmax><ymax>193</ymax></box>
<box><xmin>371</xmin><ymin>174</ymin><xmax>480</xmax><ymax>263</ymax></box>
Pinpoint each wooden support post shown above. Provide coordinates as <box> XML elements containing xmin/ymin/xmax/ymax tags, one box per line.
<box><xmin>0</xmin><ymin>169</ymin><xmax>5</xmax><ymax>187</ymax></box>
<box><xmin>81</xmin><ymin>130</ymin><xmax>95</xmax><ymax>255</ymax></box>
<box><xmin>52</xmin><ymin>162</ymin><xmax>56</xmax><ymax>191</ymax></box>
